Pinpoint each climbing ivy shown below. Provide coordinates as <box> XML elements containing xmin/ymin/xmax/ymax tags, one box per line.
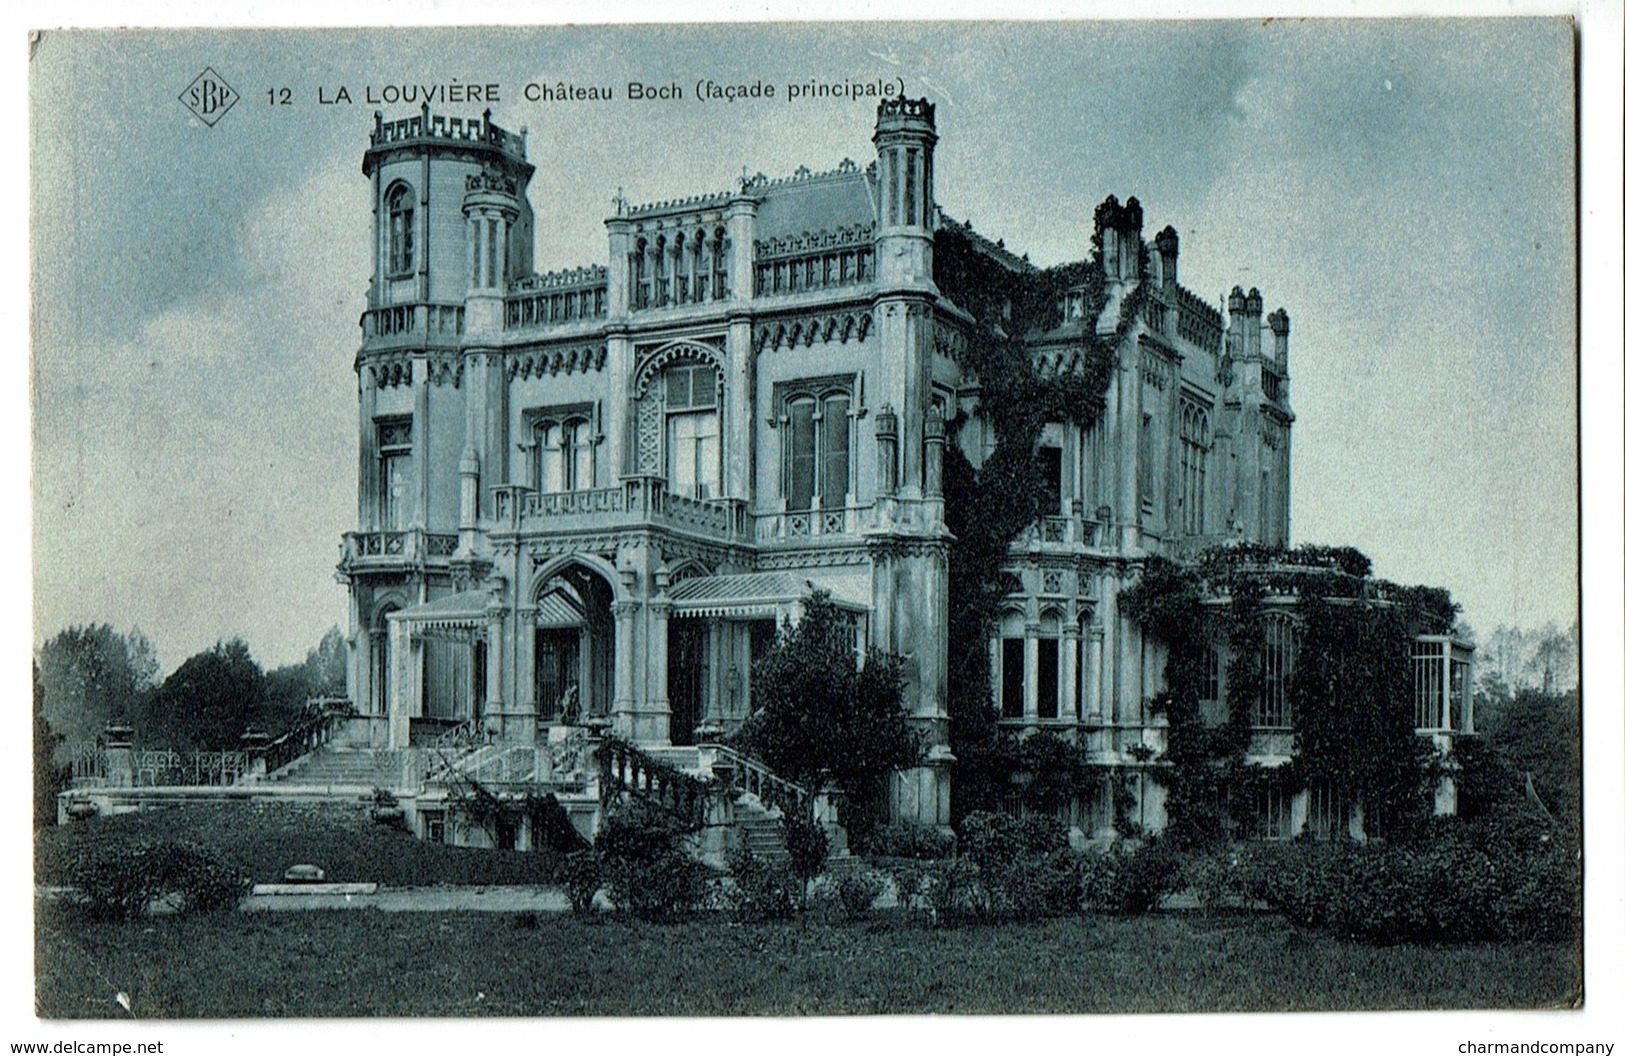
<box><xmin>932</xmin><ymin>222</ymin><xmax>1139</xmax><ymax>817</ymax></box>
<box><xmin>1120</xmin><ymin>545</ymin><xmax>1460</xmax><ymax>847</ymax></box>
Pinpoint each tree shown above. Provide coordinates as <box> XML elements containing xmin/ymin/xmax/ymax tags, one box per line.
<box><xmin>265</xmin><ymin>625</ymin><xmax>348</xmax><ymax>717</ymax></box>
<box><xmin>144</xmin><ymin>639</ymin><xmax>268</xmax><ymax>750</ymax></box>
<box><xmin>36</xmin><ymin>624</ymin><xmax>160</xmax><ymax>745</ymax></box>
<box><xmin>1476</xmin><ymin>686</ymin><xmax>1581</xmax><ymax>833</ymax></box>
<box><xmin>34</xmin><ymin>663</ymin><xmax>67</xmax><ymax>829</ymax></box>
<box><xmin>734</xmin><ymin>593</ymin><xmax>920</xmax><ymax>844</ymax></box>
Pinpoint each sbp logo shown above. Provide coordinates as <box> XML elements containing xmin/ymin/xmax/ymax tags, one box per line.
<box><xmin>179</xmin><ymin>68</ymin><xmax>239</xmax><ymax>127</ymax></box>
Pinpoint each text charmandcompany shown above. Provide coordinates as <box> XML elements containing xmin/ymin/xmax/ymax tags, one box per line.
<box><xmin>278</xmin><ymin>77</ymin><xmax>904</xmax><ymax>107</ymax></box>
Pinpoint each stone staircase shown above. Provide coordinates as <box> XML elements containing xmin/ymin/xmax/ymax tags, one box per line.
<box><xmin>732</xmin><ymin>795</ymin><xmax>790</xmax><ymax>865</ymax></box>
<box><xmin>267</xmin><ymin>747</ymin><xmax>417</xmax><ymax>791</ymax></box>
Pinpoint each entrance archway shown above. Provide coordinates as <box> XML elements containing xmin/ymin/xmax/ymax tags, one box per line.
<box><xmin>531</xmin><ymin>561</ymin><xmax>616</xmax><ymax>724</ymax></box>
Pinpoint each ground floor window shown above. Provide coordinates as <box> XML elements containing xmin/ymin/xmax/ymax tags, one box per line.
<box><xmin>1249</xmin><ymin>781</ymin><xmax>1295</xmax><ymax>840</ymax></box>
<box><xmin>1305</xmin><ymin>780</ymin><xmax>1349</xmax><ymax>840</ymax></box>
<box><xmin>422</xmin><ymin>810</ymin><xmax>446</xmax><ymax>844</ymax></box>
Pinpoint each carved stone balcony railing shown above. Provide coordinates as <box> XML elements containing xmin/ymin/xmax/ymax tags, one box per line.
<box><xmin>341</xmin><ymin>528</ymin><xmax>460</xmax><ymax>572</ymax></box>
<box><xmin>505</xmin><ymin>267</ymin><xmax>609</xmax><ymax>330</ymax></box>
<box><xmin>1015</xmin><ymin>511</ymin><xmax>1102</xmax><ymax>550</ymax></box>
<box><xmin>502</xmin><ymin>478</ymin><xmax>747</xmax><ymax>541</ymax></box>
<box><xmin>361</xmin><ymin>302</ymin><xmax>466</xmax><ymax>346</ymax></box>
<box><xmin>752</xmin><ymin>504</ymin><xmax>867</xmax><ymax>543</ymax></box>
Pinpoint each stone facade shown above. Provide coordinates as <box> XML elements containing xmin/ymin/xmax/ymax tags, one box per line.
<box><xmin>337</xmin><ymin>100</ymin><xmax>1465</xmax><ymax>834</ymax></box>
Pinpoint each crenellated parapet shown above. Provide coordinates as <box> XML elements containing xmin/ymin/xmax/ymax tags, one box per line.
<box><xmin>367</xmin><ymin>105</ymin><xmax>527</xmax><ymax>164</ymax></box>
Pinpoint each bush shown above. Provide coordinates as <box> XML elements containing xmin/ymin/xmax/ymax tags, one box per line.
<box><xmin>559</xmin><ymin>850</ymin><xmax>603</xmax><ymax>915</ymax></box>
<box><xmin>601</xmin><ymin>850</ymin><xmax>711</xmax><ymax>923</ymax></box>
<box><xmin>1077</xmin><ymin>839</ymin><xmax>1183</xmax><ymax>915</ymax></box>
<box><xmin>783</xmin><ymin>815</ymin><xmax>829</xmax><ymax>881</ymax></box>
<box><xmin>985</xmin><ymin>850</ymin><xmax>1082</xmax><ymax>920</ymax></box>
<box><xmin>1233</xmin><ymin>820</ymin><xmax>1580</xmax><ymax>943</ymax></box>
<box><xmin>68</xmin><ymin>840</ymin><xmax>248</xmax><ymax>920</ymax></box>
<box><xmin>593</xmin><ymin>799</ymin><xmax>711</xmax><ymax>923</ymax></box>
<box><xmin>834</xmin><ymin>870</ymin><xmax>883</xmax><ymax>917</ymax></box>
<box><xmin>863</xmin><ymin>822</ymin><xmax>956</xmax><ymax>860</ymax></box>
<box><xmin>726</xmin><ymin>848</ymin><xmax>804</xmax><ymax>921</ymax></box>
<box><xmin>958</xmin><ymin>811</ymin><xmax>1068</xmax><ymax>870</ymax></box>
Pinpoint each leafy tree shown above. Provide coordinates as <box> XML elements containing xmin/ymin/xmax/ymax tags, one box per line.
<box><xmin>735</xmin><ymin>593</ymin><xmax>920</xmax><ymax>844</ymax></box>
<box><xmin>265</xmin><ymin>625</ymin><xmax>348</xmax><ymax>715</ymax></box>
<box><xmin>143</xmin><ymin>638</ymin><xmax>268</xmax><ymax>750</ymax></box>
<box><xmin>34</xmin><ymin>663</ymin><xmax>67</xmax><ymax>829</ymax></box>
<box><xmin>1475</xmin><ymin>686</ymin><xmax>1580</xmax><ymax>833</ymax></box>
<box><xmin>35</xmin><ymin>624</ymin><xmax>159</xmax><ymax>745</ymax></box>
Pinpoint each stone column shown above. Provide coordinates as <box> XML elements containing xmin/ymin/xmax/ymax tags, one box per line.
<box><xmin>1024</xmin><ymin>624</ymin><xmax>1040</xmax><ymax>720</ymax></box>
<box><xmin>1087</xmin><ymin>625</ymin><xmax>1105</xmax><ymax>724</ymax></box>
<box><xmin>1061</xmin><ymin>621</ymin><xmax>1081</xmax><ymax>722</ymax></box>
<box><xmin>611</xmin><ymin>596</ymin><xmax>640</xmax><ymax>732</ymax></box>
<box><xmin>726</xmin><ymin>313</ymin><xmax>753</xmax><ymax>501</ymax></box>
<box><xmin>387</xmin><ymin>617</ymin><xmax>417</xmax><ymax>749</ymax></box>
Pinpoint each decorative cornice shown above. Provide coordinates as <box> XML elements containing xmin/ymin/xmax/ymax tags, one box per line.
<box><xmin>754</xmin><ymin>310</ymin><xmax>873</xmax><ymax>353</ymax></box>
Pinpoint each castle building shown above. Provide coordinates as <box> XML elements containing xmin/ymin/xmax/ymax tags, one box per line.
<box><xmin>337</xmin><ymin>100</ymin><xmax>1470</xmax><ymax>838</ymax></box>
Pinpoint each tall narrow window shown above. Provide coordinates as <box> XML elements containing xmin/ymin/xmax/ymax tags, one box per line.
<box><xmin>377</xmin><ymin>418</ymin><xmax>414</xmax><ymax>529</ymax></box>
<box><xmin>386</xmin><ymin>184</ymin><xmax>415</xmax><ymax>275</ymax></box>
<box><xmin>1179</xmin><ymin>399</ymin><xmax>1210</xmax><ymax>535</ymax></box>
<box><xmin>1253</xmin><ymin>614</ymin><xmax>1296</xmax><ymax>728</ymax></box>
<box><xmin>1036</xmin><ymin>638</ymin><xmax>1059</xmax><ymax>719</ymax></box>
<box><xmin>1038</xmin><ymin>444</ymin><xmax>1063</xmax><ymax>516</ymax></box>
<box><xmin>1001</xmin><ymin>637</ymin><xmax>1024</xmax><ymax>719</ymax></box>
<box><xmin>1138</xmin><ymin>412</ymin><xmax>1156</xmax><ymax>511</ymax></box>
<box><xmin>710</xmin><ymin>229</ymin><xmax>728</xmax><ymax>300</ymax></box>
<box><xmin>665</xmin><ymin>364</ymin><xmax>721</xmax><ymax>499</ymax></box>
<box><xmin>782</xmin><ymin>385</ymin><xmax>853</xmax><ymax>511</ymax></box>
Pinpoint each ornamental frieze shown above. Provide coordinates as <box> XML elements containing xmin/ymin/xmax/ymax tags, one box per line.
<box><xmin>754</xmin><ymin>310</ymin><xmax>873</xmax><ymax>353</ymax></box>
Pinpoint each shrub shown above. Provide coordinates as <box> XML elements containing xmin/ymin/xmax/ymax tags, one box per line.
<box><xmin>863</xmin><ymin>822</ymin><xmax>956</xmax><ymax>860</ymax></box>
<box><xmin>984</xmin><ymin>850</ymin><xmax>1081</xmax><ymax>921</ymax></box>
<box><xmin>1077</xmin><ymin>839</ymin><xmax>1183</xmax><ymax>915</ymax></box>
<box><xmin>67</xmin><ymin>840</ymin><xmax>248</xmax><ymax>920</ymax></box>
<box><xmin>783</xmin><ymin>815</ymin><xmax>829</xmax><ymax>881</ymax></box>
<box><xmin>601</xmin><ymin>850</ymin><xmax>711</xmax><ymax>923</ymax></box>
<box><xmin>593</xmin><ymin>798</ymin><xmax>712</xmax><ymax>922</ymax></box>
<box><xmin>834</xmin><ymin>870</ymin><xmax>883</xmax><ymax>917</ymax></box>
<box><xmin>1233</xmin><ymin>820</ymin><xmax>1580</xmax><ymax>943</ymax></box>
<box><xmin>559</xmin><ymin>850</ymin><xmax>603</xmax><ymax>915</ymax></box>
<box><xmin>917</xmin><ymin>857</ymin><xmax>990</xmax><ymax>925</ymax></box>
<box><xmin>726</xmin><ymin>848</ymin><xmax>804</xmax><ymax>921</ymax></box>
<box><xmin>958</xmin><ymin>811</ymin><xmax>1067</xmax><ymax>870</ymax></box>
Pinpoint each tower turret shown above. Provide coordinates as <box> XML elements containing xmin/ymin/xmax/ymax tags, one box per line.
<box><xmin>872</xmin><ymin>96</ymin><xmax>938</xmax><ymax>288</ymax></box>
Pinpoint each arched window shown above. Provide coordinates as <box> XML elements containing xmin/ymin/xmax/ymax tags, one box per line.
<box><xmin>783</xmin><ymin>386</ymin><xmax>851</xmax><ymax>511</ymax></box>
<box><xmin>386</xmin><ymin>183</ymin><xmax>415</xmax><ymax>275</ymax></box>
<box><xmin>534</xmin><ymin>415</ymin><xmax>595</xmax><ymax>493</ymax></box>
<box><xmin>1252</xmin><ymin>613</ymin><xmax>1297</xmax><ymax>728</ymax></box>
<box><xmin>665</xmin><ymin>364</ymin><xmax>721</xmax><ymax>499</ymax></box>
<box><xmin>1179</xmin><ymin>398</ymin><xmax>1211</xmax><ymax>535</ymax></box>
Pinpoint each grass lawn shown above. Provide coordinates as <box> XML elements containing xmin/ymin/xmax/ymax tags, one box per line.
<box><xmin>34</xmin><ymin>802</ymin><xmax>565</xmax><ymax>887</ymax></box>
<box><xmin>35</xmin><ymin>908</ymin><xmax>1580</xmax><ymax>1018</ymax></box>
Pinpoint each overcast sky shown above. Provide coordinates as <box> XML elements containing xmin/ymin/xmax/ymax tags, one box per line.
<box><xmin>29</xmin><ymin>20</ymin><xmax>1576</xmax><ymax>673</ymax></box>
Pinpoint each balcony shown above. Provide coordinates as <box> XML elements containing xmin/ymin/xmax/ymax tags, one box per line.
<box><xmin>340</xmin><ymin>528</ymin><xmax>460</xmax><ymax>574</ymax></box>
<box><xmin>752</xmin><ymin>504</ymin><xmax>867</xmax><ymax>543</ymax></box>
<box><xmin>491</xmin><ymin>477</ymin><xmax>748</xmax><ymax>542</ymax></box>
<box><xmin>1014</xmin><ymin>508</ymin><xmax>1103</xmax><ymax>551</ymax></box>
<box><xmin>360</xmin><ymin>302</ymin><xmax>465</xmax><ymax>349</ymax></box>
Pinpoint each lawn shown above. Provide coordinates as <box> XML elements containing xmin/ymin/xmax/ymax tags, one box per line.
<box><xmin>35</xmin><ymin>908</ymin><xmax>1580</xmax><ymax>1018</ymax></box>
<box><xmin>35</xmin><ymin>801</ymin><xmax>566</xmax><ymax>887</ymax></box>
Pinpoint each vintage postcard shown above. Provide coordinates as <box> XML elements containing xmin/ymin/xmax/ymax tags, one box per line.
<box><xmin>21</xmin><ymin>13</ymin><xmax>1616</xmax><ymax>1051</ymax></box>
